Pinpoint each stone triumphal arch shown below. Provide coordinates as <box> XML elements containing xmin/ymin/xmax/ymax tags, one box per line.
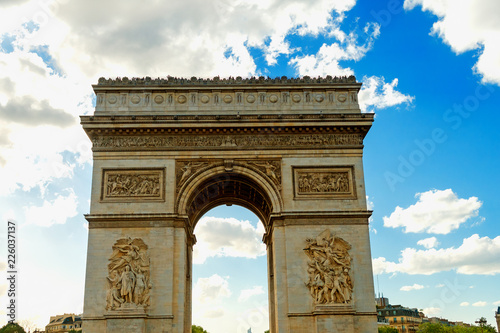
<box><xmin>81</xmin><ymin>75</ymin><xmax>377</xmax><ymax>332</ymax></box>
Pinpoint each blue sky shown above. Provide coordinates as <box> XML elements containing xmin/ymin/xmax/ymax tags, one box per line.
<box><xmin>0</xmin><ymin>0</ymin><xmax>499</xmax><ymax>332</ymax></box>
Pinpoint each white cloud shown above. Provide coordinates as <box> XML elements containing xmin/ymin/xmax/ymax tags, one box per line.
<box><xmin>404</xmin><ymin>0</ymin><xmax>500</xmax><ymax>85</ymax></box>
<box><xmin>203</xmin><ymin>307</ymin><xmax>225</xmax><ymax>318</ymax></box>
<box><xmin>358</xmin><ymin>76</ymin><xmax>414</xmax><ymax>112</ymax></box>
<box><xmin>193</xmin><ymin>274</ymin><xmax>231</xmax><ymax>304</ymax></box>
<box><xmin>493</xmin><ymin>300</ymin><xmax>500</xmax><ymax>306</ymax></box>
<box><xmin>366</xmin><ymin>195</ymin><xmax>374</xmax><ymax>211</ymax></box>
<box><xmin>373</xmin><ymin>234</ymin><xmax>500</xmax><ymax>275</ymax></box>
<box><xmin>383</xmin><ymin>189</ymin><xmax>482</xmax><ymax>234</ymax></box>
<box><xmin>367</xmin><ymin>195</ymin><xmax>376</xmax><ymax>234</ymax></box>
<box><xmin>435</xmin><ymin>284</ymin><xmax>445</xmax><ymax>288</ymax></box>
<box><xmin>2</xmin><ymin>0</ymin><xmax>360</xmax><ymax>79</ymax></box>
<box><xmin>238</xmin><ymin>286</ymin><xmax>265</xmax><ymax>302</ymax></box>
<box><xmin>289</xmin><ymin>22</ymin><xmax>380</xmax><ymax>77</ymax></box>
<box><xmin>193</xmin><ymin>216</ymin><xmax>266</xmax><ymax>264</ymax></box>
<box><xmin>417</xmin><ymin>237</ymin><xmax>439</xmax><ymax>249</ymax></box>
<box><xmin>0</xmin><ymin>48</ymin><xmax>93</xmax><ymax>195</ymax></box>
<box><xmin>460</xmin><ymin>302</ymin><xmax>469</xmax><ymax>306</ymax></box>
<box><xmin>23</xmin><ymin>189</ymin><xmax>78</xmax><ymax>227</ymax></box>
<box><xmin>422</xmin><ymin>307</ymin><xmax>441</xmax><ymax>316</ymax></box>
<box><xmin>400</xmin><ymin>284</ymin><xmax>425</xmax><ymax>291</ymax></box>
<box><xmin>472</xmin><ymin>301</ymin><xmax>487</xmax><ymax>307</ymax></box>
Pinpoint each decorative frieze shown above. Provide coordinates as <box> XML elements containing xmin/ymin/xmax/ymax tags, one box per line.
<box><xmin>304</xmin><ymin>230</ymin><xmax>353</xmax><ymax>305</ymax></box>
<box><xmin>293</xmin><ymin>166</ymin><xmax>355</xmax><ymax>199</ymax></box>
<box><xmin>102</xmin><ymin>169</ymin><xmax>164</xmax><ymax>201</ymax></box>
<box><xmin>93</xmin><ymin>76</ymin><xmax>361</xmax><ymax>113</ymax></box>
<box><xmin>106</xmin><ymin>237</ymin><xmax>152</xmax><ymax>311</ymax></box>
<box><xmin>93</xmin><ymin>133</ymin><xmax>363</xmax><ymax>151</ymax></box>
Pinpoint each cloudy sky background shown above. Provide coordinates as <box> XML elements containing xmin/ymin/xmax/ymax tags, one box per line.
<box><xmin>0</xmin><ymin>0</ymin><xmax>499</xmax><ymax>332</ymax></box>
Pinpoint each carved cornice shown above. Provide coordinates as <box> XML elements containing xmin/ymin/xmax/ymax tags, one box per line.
<box><xmin>81</xmin><ymin>113</ymin><xmax>374</xmax><ymax>123</ymax></box>
<box><xmin>96</xmin><ymin>75</ymin><xmax>358</xmax><ymax>87</ymax></box>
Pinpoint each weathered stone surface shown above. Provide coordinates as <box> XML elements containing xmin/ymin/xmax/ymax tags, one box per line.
<box><xmin>81</xmin><ymin>76</ymin><xmax>377</xmax><ymax>332</ymax></box>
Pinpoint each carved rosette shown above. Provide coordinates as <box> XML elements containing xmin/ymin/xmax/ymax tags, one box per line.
<box><xmin>106</xmin><ymin>237</ymin><xmax>152</xmax><ymax>311</ymax></box>
<box><xmin>304</xmin><ymin>230</ymin><xmax>353</xmax><ymax>305</ymax></box>
<box><xmin>102</xmin><ymin>169</ymin><xmax>164</xmax><ymax>201</ymax></box>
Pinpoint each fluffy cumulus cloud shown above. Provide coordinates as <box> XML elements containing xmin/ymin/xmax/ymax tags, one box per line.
<box><xmin>404</xmin><ymin>0</ymin><xmax>500</xmax><ymax>85</ymax></box>
<box><xmin>417</xmin><ymin>237</ymin><xmax>439</xmax><ymax>249</ymax></box>
<box><xmin>460</xmin><ymin>302</ymin><xmax>469</xmax><ymax>306</ymax></box>
<box><xmin>400</xmin><ymin>284</ymin><xmax>424</xmax><ymax>291</ymax></box>
<box><xmin>383</xmin><ymin>189</ymin><xmax>482</xmax><ymax>234</ymax></box>
<box><xmin>0</xmin><ymin>48</ymin><xmax>93</xmax><ymax>195</ymax></box>
<box><xmin>193</xmin><ymin>274</ymin><xmax>232</xmax><ymax>304</ymax></box>
<box><xmin>193</xmin><ymin>216</ymin><xmax>266</xmax><ymax>264</ymax></box>
<box><xmin>192</xmin><ymin>274</ymin><xmax>231</xmax><ymax>322</ymax></box>
<box><xmin>422</xmin><ymin>307</ymin><xmax>441</xmax><ymax>316</ymax></box>
<box><xmin>289</xmin><ymin>22</ymin><xmax>380</xmax><ymax>77</ymax></box>
<box><xmin>238</xmin><ymin>286</ymin><xmax>265</xmax><ymax>302</ymax></box>
<box><xmin>23</xmin><ymin>189</ymin><xmax>78</xmax><ymax>227</ymax></box>
<box><xmin>472</xmin><ymin>301</ymin><xmax>487</xmax><ymax>307</ymax></box>
<box><xmin>4</xmin><ymin>0</ymin><xmax>360</xmax><ymax>80</ymax></box>
<box><xmin>373</xmin><ymin>234</ymin><xmax>500</xmax><ymax>275</ymax></box>
<box><xmin>358</xmin><ymin>76</ymin><xmax>414</xmax><ymax>112</ymax></box>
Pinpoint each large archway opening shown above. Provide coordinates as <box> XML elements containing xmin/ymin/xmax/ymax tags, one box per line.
<box><xmin>191</xmin><ymin>205</ymin><xmax>269</xmax><ymax>333</ymax></box>
<box><xmin>178</xmin><ymin>170</ymin><xmax>278</xmax><ymax>333</ymax></box>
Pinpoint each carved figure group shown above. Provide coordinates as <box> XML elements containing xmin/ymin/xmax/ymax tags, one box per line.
<box><xmin>304</xmin><ymin>230</ymin><xmax>353</xmax><ymax>304</ymax></box>
<box><xmin>298</xmin><ymin>172</ymin><xmax>349</xmax><ymax>193</ymax></box>
<box><xmin>106</xmin><ymin>174</ymin><xmax>160</xmax><ymax>197</ymax></box>
<box><xmin>106</xmin><ymin>237</ymin><xmax>152</xmax><ymax>310</ymax></box>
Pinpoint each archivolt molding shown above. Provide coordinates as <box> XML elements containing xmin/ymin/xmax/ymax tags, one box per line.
<box><xmin>175</xmin><ymin>161</ymin><xmax>283</xmax><ymax>224</ymax></box>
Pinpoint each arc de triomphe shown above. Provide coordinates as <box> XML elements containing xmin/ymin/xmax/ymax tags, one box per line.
<box><xmin>81</xmin><ymin>75</ymin><xmax>377</xmax><ymax>332</ymax></box>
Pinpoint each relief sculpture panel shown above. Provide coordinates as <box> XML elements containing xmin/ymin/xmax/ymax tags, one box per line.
<box><xmin>304</xmin><ymin>230</ymin><xmax>353</xmax><ymax>305</ymax></box>
<box><xmin>102</xmin><ymin>169</ymin><xmax>164</xmax><ymax>201</ymax></box>
<box><xmin>106</xmin><ymin>237</ymin><xmax>152</xmax><ymax>311</ymax></box>
<box><xmin>244</xmin><ymin>160</ymin><xmax>281</xmax><ymax>187</ymax></box>
<box><xmin>92</xmin><ymin>133</ymin><xmax>363</xmax><ymax>151</ymax></box>
<box><xmin>294</xmin><ymin>166</ymin><xmax>355</xmax><ymax>199</ymax></box>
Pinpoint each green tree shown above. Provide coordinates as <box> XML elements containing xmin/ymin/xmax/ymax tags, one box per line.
<box><xmin>378</xmin><ymin>326</ymin><xmax>399</xmax><ymax>333</ymax></box>
<box><xmin>0</xmin><ymin>322</ymin><xmax>27</xmax><ymax>333</ymax></box>
<box><xmin>417</xmin><ymin>321</ymin><xmax>497</xmax><ymax>333</ymax></box>
<box><xmin>192</xmin><ymin>325</ymin><xmax>208</xmax><ymax>333</ymax></box>
<box><xmin>418</xmin><ymin>322</ymin><xmax>449</xmax><ymax>333</ymax></box>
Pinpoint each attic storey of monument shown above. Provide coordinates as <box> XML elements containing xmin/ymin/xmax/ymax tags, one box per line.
<box><xmin>81</xmin><ymin>75</ymin><xmax>377</xmax><ymax>333</ymax></box>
